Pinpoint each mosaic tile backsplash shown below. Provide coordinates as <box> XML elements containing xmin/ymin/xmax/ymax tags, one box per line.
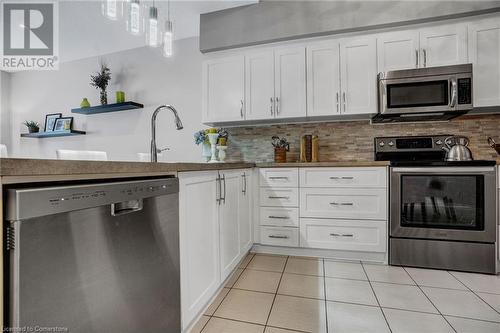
<box><xmin>225</xmin><ymin>114</ymin><xmax>500</xmax><ymax>162</ymax></box>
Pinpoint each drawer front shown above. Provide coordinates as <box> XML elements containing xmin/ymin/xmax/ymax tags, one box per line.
<box><xmin>260</xmin><ymin>168</ymin><xmax>299</xmax><ymax>187</ymax></box>
<box><xmin>300</xmin><ymin>218</ymin><xmax>387</xmax><ymax>252</ymax></box>
<box><xmin>260</xmin><ymin>207</ymin><xmax>299</xmax><ymax>227</ymax></box>
<box><xmin>260</xmin><ymin>226</ymin><xmax>299</xmax><ymax>247</ymax></box>
<box><xmin>300</xmin><ymin>167</ymin><xmax>387</xmax><ymax>188</ymax></box>
<box><xmin>260</xmin><ymin>187</ymin><xmax>299</xmax><ymax>207</ymax></box>
<box><xmin>300</xmin><ymin>188</ymin><xmax>387</xmax><ymax>220</ymax></box>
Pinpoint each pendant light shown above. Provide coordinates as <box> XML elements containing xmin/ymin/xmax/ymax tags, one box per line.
<box><xmin>163</xmin><ymin>0</ymin><xmax>173</xmax><ymax>57</ymax></box>
<box><xmin>127</xmin><ymin>0</ymin><xmax>143</xmax><ymax>35</ymax></box>
<box><xmin>146</xmin><ymin>1</ymin><xmax>160</xmax><ymax>47</ymax></box>
<box><xmin>102</xmin><ymin>0</ymin><xmax>118</xmax><ymax>20</ymax></box>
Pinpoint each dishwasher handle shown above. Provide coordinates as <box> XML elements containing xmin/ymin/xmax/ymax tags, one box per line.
<box><xmin>111</xmin><ymin>199</ymin><xmax>143</xmax><ymax>216</ymax></box>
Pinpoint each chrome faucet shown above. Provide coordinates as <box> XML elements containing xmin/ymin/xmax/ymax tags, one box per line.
<box><xmin>150</xmin><ymin>105</ymin><xmax>184</xmax><ymax>162</ymax></box>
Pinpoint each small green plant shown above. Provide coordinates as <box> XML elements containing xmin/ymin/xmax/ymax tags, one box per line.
<box><xmin>271</xmin><ymin>136</ymin><xmax>290</xmax><ymax>150</ymax></box>
<box><xmin>90</xmin><ymin>62</ymin><xmax>112</xmax><ymax>105</ymax></box>
<box><xmin>23</xmin><ymin>120</ymin><xmax>40</xmax><ymax>133</ymax></box>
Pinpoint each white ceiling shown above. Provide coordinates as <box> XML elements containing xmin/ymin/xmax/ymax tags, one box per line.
<box><xmin>59</xmin><ymin>0</ymin><xmax>257</xmax><ymax>62</ymax></box>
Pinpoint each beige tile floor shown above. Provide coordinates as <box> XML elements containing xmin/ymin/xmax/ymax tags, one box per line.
<box><xmin>190</xmin><ymin>253</ymin><xmax>500</xmax><ymax>333</ymax></box>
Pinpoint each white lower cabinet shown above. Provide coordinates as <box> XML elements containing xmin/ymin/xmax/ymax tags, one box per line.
<box><xmin>261</xmin><ymin>226</ymin><xmax>299</xmax><ymax>247</ymax></box>
<box><xmin>260</xmin><ymin>187</ymin><xmax>299</xmax><ymax>207</ymax></box>
<box><xmin>179</xmin><ymin>169</ymin><xmax>252</xmax><ymax>331</ymax></box>
<box><xmin>260</xmin><ymin>207</ymin><xmax>299</xmax><ymax>227</ymax></box>
<box><xmin>300</xmin><ymin>218</ymin><xmax>387</xmax><ymax>252</ymax></box>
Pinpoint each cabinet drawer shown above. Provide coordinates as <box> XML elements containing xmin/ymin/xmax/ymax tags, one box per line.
<box><xmin>300</xmin><ymin>188</ymin><xmax>387</xmax><ymax>220</ymax></box>
<box><xmin>300</xmin><ymin>167</ymin><xmax>387</xmax><ymax>188</ymax></box>
<box><xmin>260</xmin><ymin>207</ymin><xmax>299</xmax><ymax>227</ymax></box>
<box><xmin>260</xmin><ymin>226</ymin><xmax>299</xmax><ymax>247</ymax></box>
<box><xmin>260</xmin><ymin>187</ymin><xmax>299</xmax><ymax>207</ymax></box>
<box><xmin>260</xmin><ymin>168</ymin><xmax>299</xmax><ymax>187</ymax></box>
<box><xmin>300</xmin><ymin>218</ymin><xmax>387</xmax><ymax>252</ymax></box>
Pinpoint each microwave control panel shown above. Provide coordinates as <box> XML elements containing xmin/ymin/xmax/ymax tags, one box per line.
<box><xmin>457</xmin><ymin>78</ymin><xmax>472</xmax><ymax>105</ymax></box>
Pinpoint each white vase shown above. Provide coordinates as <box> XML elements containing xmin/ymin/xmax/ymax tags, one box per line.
<box><xmin>207</xmin><ymin>133</ymin><xmax>219</xmax><ymax>163</ymax></box>
<box><xmin>217</xmin><ymin>145</ymin><xmax>227</xmax><ymax>162</ymax></box>
<box><xmin>201</xmin><ymin>142</ymin><xmax>211</xmax><ymax>162</ymax></box>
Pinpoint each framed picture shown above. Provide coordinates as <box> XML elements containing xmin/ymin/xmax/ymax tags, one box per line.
<box><xmin>44</xmin><ymin>113</ymin><xmax>62</xmax><ymax>132</ymax></box>
<box><xmin>53</xmin><ymin>117</ymin><xmax>73</xmax><ymax>131</ymax></box>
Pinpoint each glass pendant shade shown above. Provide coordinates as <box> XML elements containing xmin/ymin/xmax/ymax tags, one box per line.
<box><xmin>163</xmin><ymin>20</ymin><xmax>173</xmax><ymax>57</ymax></box>
<box><xmin>102</xmin><ymin>0</ymin><xmax>118</xmax><ymax>20</ymax></box>
<box><xmin>146</xmin><ymin>6</ymin><xmax>160</xmax><ymax>47</ymax></box>
<box><xmin>127</xmin><ymin>0</ymin><xmax>143</xmax><ymax>35</ymax></box>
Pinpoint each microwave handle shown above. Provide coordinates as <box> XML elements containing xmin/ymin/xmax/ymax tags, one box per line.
<box><xmin>449</xmin><ymin>79</ymin><xmax>458</xmax><ymax>107</ymax></box>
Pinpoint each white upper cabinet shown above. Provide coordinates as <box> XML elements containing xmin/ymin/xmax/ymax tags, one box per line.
<box><xmin>377</xmin><ymin>30</ymin><xmax>420</xmax><ymax>72</ymax></box>
<box><xmin>245</xmin><ymin>51</ymin><xmax>275</xmax><ymax>120</ymax></box>
<box><xmin>274</xmin><ymin>46</ymin><xmax>307</xmax><ymax>118</ymax></box>
<box><xmin>419</xmin><ymin>24</ymin><xmax>468</xmax><ymax>68</ymax></box>
<box><xmin>306</xmin><ymin>41</ymin><xmax>341</xmax><ymax>116</ymax></box>
<box><xmin>468</xmin><ymin>17</ymin><xmax>500</xmax><ymax>107</ymax></box>
<box><xmin>203</xmin><ymin>55</ymin><xmax>245</xmax><ymax>123</ymax></box>
<box><xmin>340</xmin><ymin>37</ymin><xmax>378</xmax><ymax>115</ymax></box>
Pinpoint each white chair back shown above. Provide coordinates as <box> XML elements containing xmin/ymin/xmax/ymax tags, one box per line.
<box><xmin>0</xmin><ymin>144</ymin><xmax>8</xmax><ymax>157</ymax></box>
<box><xmin>56</xmin><ymin>150</ymin><xmax>108</xmax><ymax>161</ymax></box>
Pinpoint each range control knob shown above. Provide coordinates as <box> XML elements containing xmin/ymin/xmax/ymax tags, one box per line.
<box><xmin>378</xmin><ymin>141</ymin><xmax>385</xmax><ymax>147</ymax></box>
<box><xmin>388</xmin><ymin>141</ymin><xmax>394</xmax><ymax>147</ymax></box>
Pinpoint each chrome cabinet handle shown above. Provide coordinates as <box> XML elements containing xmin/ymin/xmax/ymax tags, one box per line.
<box><xmin>268</xmin><ymin>216</ymin><xmax>290</xmax><ymax>219</ymax></box>
<box><xmin>336</xmin><ymin>92</ymin><xmax>339</xmax><ymax>113</ymax></box>
<box><xmin>216</xmin><ymin>174</ymin><xmax>222</xmax><ymax>204</ymax></box>
<box><xmin>423</xmin><ymin>49</ymin><xmax>427</xmax><ymax>67</ymax></box>
<box><xmin>242</xmin><ymin>173</ymin><xmax>247</xmax><ymax>194</ymax></box>
<box><xmin>269</xmin><ymin>176</ymin><xmax>288</xmax><ymax>180</ymax></box>
<box><xmin>269</xmin><ymin>196</ymin><xmax>290</xmax><ymax>199</ymax></box>
<box><xmin>270</xmin><ymin>97</ymin><xmax>274</xmax><ymax>116</ymax></box>
<box><xmin>415</xmin><ymin>49</ymin><xmax>419</xmax><ymax>68</ymax></box>
<box><xmin>329</xmin><ymin>176</ymin><xmax>354</xmax><ymax>180</ymax></box>
<box><xmin>276</xmin><ymin>97</ymin><xmax>280</xmax><ymax>114</ymax></box>
<box><xmin>449</xmin><ymin>80</ymin><xmax>457</xmax><ymax>107</ymax></box>
<box><xmin>269</xmin><ymin>235</ymin><xmax>289</xmax><ymax>239</ymax></box>
<box><xmin>240</xmin><ymin>100</ymin><xmax>244</xmax><ymax>118</ymax></box>
<box><xmin>330</xmin><ymin>202</ymin><xmax>354</xmax><ymax>206</ymax></box>
<box><xmin>221</xmin><ymin>174</ymin><xmax>226</xmax><ymax>204</ymax></box>
<box><xmin>330</xmin><ymin>233</ymin><xmax>354</xmax><ymax>237</ymax></box>
<box><xmin>342</xmin><ymin>92</ymin><xmax>346</xmax><ymax>113</ymax></box>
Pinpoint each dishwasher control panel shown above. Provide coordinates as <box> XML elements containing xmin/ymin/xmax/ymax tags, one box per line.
<box><xmin>6</xmin><ymin>177</ymin><xmax>179</xmax><ymax>220</ymax></box>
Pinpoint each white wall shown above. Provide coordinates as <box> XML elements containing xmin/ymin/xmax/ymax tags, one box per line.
<box><xmin>5</xmin><ymin>37</ymin><xmax>207</xmax><ymax>162</ymax></box>
<box><xmin>0</xmin><ymin>71</ymin><xmax>12</xmax><ymax>152</ymax></box>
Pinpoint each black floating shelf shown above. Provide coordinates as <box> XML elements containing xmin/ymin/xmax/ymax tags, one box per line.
<box><xmin>21</xmin><ymin>130</ymin><xmax>86</xmax><ymax>138</ymax></box>
<box><xmin>71</xmin><ymin>101</ymin><xmax>144</xmax><ymax>115</ymax></box>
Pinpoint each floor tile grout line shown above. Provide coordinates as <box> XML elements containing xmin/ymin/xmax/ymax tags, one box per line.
<box><xmin>264</xmin><ymin>255</ymin><xmax>289</xmax><ymax>327</ymax></box>
<box><xmin>447</xmin><ymin>270</ymin><xmax>500</xmax><ymax>317</ymax></box>
<box><xmin>322</xmin><ymin>258</ymin><xmax>329</xmax><ymax>333</ymax></box>
<box><xmin>443</xmin><ymin>313</ymin><xmax>500</xmax><ymax>325</ymax></box>
<box><xmin>265</xmin><ymin>324</ymin><xmax>311</xmax><ymax>333</ymax></box>
<box><xmin>402</xmin><ymin>267</ymin><xmax>457</xmax><ymax>333</ymax></box>
<box><xmin>360</xmin><ymin>261</ymin><xmax>393</xmax><ymax>333</ymax></box>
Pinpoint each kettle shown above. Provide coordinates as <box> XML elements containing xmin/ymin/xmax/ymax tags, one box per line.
<box><xmin>442</xmin><ymin>136</ymin><xmax>473</xmax><ymax>161</ymax></box>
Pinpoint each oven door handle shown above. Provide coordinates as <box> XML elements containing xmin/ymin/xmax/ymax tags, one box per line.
<box><xmin>449</xmin><ymin>79</ymin><xmax>457</xmax><ymax>108</ymax></box>
<box><xmin>391</xmin><ymin>167</ymin><xmax>495</xmax><ymax>173</ymax></box>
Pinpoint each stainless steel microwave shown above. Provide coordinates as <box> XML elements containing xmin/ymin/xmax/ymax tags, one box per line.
<box><xmin>374</xmin><ymin>64</ymin><xmax>473</xmax><ymax>123</ymax></box>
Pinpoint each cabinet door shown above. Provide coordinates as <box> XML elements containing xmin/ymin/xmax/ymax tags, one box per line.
<box><xmin>274</xmin><ymin>46</ymin><xmax>307</xmax><ymax>118</ymax></box>
<box><xmin>179</xmin><ymin>171</ymin><xmax>219</xmax><ymax>329</ymax></box>
<box><xmin>239</xmin><ymin>170</ymin><xmax>253</xmax><ymax>253</ymax></box>
<box><xmin>306</xmin><ymin>41</ymin><xmax>341</xmax><ymax>116</ymax></box>
<box><xmin>377</xmin><ymin>30</ymin><xmax>419</xmax><ymax>72</ymax></box>
<box><xmin>219</xmin><ymin>170</ymin><xmax>241</xmax><ymax>281</ymax></box>
<box><xmin>245</xmin><ymin>51</ymin><xmax>275</xmax><ymax>120</ymax></box>
<box><xmin>340</xmin><ymin>37</ymin><xmax>378</xmax><ymax>115</ymax></box>
<box><xmin>419</xmin><ymin>24</ymin><xmax>467</xmax><ymax>68</ymax></box>
<box><xmin>468</xmin><ymin>18</ymin><xmax>500</xmax><ymax>107</ymax></box>
<box><xmin>202</xmin><ymin>56</ymin><xmax>245</xmax><ymax>123</ymax></box>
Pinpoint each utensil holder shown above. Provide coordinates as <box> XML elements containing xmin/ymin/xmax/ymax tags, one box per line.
<box><xmin>274</xmin><ymin>147</ymin><xmax>287</xmax><ymax>163</ymax></box>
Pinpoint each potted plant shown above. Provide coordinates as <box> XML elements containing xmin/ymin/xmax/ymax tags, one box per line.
<box><xmin>23</xmin><ymin>121</ymin><xmax>40</xmax><ymax>133</ymax></box>
<box><xmin>271</xmin><ymin>136</ymin><xmax>290</xmax><ymax>163</ymax></box>
<box><xmin>90</xmin><ymin>62</ymin><xmax>111</xmax><ymax>105</ymax></box>
<box><xmin>194</xmin><ymin>129</ymin><xmax>211</xmax><ymax>161</ymax></box>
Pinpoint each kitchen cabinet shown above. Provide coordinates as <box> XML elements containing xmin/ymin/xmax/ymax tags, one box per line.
<box><xmin>274</xmin><ymin>46</ymin><xmax>307</xmax><ymax>118</ymax></box>
<box><xmin>377</xmin><ymin>30</ymin><xmax>420</xmax><ymax>72</ymax></box>
<box><xmin>202</xmin><ymin>55</ymin><xmax>245</xmax><ymax>123</ymax></box>
<box><xmin>239</xmin><ymin>170</ymin><xmax>253</xmax><ymax>253</ymax></box>
<box><xmin>340</xmin><ymin>37</ymin><xmax>378</xmax><ymax>115</ymax></box>
<box><xmin>419</xmin><ymin>24</ymin><xmax>467</xmax><ymax>68</ymax></box>
<box><xmin>245</xmin><ymin>51</ymin><xmax>275</xmax><ymax>120</ymax></box>
<box><xmin>468</xmin><ymin>17</ymin><xmax>500</xmax><ymax>107</ymax></box>
<box><xmin>306</xmin><ymin>41</ymin><xmax>341</xmax><ymax>116</ymax></box>
<box><xmin>179</xmin><ymin>171</ymin><xmax>220</xmax><ymax>329</ymax></box>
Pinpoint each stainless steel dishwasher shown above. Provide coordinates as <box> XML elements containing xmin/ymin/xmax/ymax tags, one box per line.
<box><xmin>4</xmin><ymin>177</ymin><xmax>180</xmax><ymax>332</ymax></box>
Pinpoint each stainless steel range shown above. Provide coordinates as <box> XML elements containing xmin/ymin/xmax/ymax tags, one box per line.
<box><xmin>375</xmin><ymin>135</ymin><xmax>497</xmax><ymax>274</ymax></box>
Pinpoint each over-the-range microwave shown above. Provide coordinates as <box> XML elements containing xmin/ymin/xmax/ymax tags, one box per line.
<box><xmin>373</xmin><ymin>64</ymin><xmax>473</xmax><ymax>123</ymax></box>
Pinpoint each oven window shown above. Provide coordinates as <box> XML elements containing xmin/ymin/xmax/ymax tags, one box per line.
<box><xmin>387</xmin><ymin>81</ymin><xmax>449</xmax><ymax>108</ymax></box>
<box><xmin>400</xmin><ymin>175</ymin><xmax>484</xmax><ymax>230</ymax></box>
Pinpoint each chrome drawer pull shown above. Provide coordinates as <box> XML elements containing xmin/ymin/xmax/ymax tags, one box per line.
<box><xmin>330</xmin><ymin>202</ymin><xmax>354</xmax><ymax>206</ymax></box>
<box><xmin>269</xmin><ymin>196</ymin><xmax>290</xmax><ymax>199</ymax></box>
<box><xmin>269</xmin><ymin>235</ymin><xmax>289</xmax><ymax>239</ymax></box>
<box><xmin>330</xmin><ymin>233</ymin><xmax>354</xmax><ymax>237</ymax></box>
<box><xmin>268</xmin><ymin>216</ymin><xmax>290</xmax><ymax>219</ymax></box>
<box><xmin>329</xmin><ymin>176</ymin><xmax>354</xmax><ymax>180</ymax></box>
<box><xmin>269</xmin><ymin>176</ymin><xmax>289</xmax><ymax>180</ymax></box>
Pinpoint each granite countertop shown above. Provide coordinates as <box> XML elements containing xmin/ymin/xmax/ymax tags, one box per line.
<box><xmin>256</xmin><ymin>161</ymin><xmax>391</xmax><ymax>168</ymax></box>
<box><xmin>0</xmin><ymin>158</ymin><xmax>254</xmax><ymax>183</ymax></box>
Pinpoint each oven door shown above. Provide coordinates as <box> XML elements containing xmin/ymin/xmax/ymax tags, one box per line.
<box><xmin>379</xmin><ymin>75</ymin><xmax>456</xmax><ymax>115</ymax></box>
<box><xmin>390</xmin><ymin>167</ymin><xmax>496</xmax><ymax>243</ymax></box>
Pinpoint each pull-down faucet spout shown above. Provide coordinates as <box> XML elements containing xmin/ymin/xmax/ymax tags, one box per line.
<box><xmin>150</xmin><ymin>105</ymin><xmax>183</xmax><ymax>162</ymax></box>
